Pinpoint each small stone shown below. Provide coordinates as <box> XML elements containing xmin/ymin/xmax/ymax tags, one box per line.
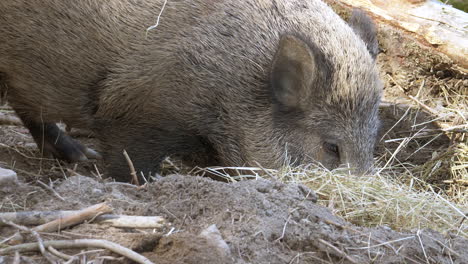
<box><xmin>0</xmin><ymin>167</ymin><xmax>18</xmax><ymax>185</ymax></box>
<box><xmin>91</xmin><ymin>188</ymin><xmax>104</xmax><ymax>196</ymax></box>
<box><xmin>199</xmin><ymin>224</ymin><xmax>231</xmax><ymax>257</ymax></box>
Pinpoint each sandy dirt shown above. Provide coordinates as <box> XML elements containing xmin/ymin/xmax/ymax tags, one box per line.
<box><xmin>1</xmin><ymin>174</ymin><xmax>467</xmax><ymax>264</ymax></box>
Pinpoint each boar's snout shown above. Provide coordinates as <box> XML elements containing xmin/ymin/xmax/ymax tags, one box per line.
<box><xmin>341</xmin><ymin>151</ymin><xmax>375</xmax><ymax>175</ymax></box>
<box><xmin>338</xmin><ymin>136</ymin><xmax>378</xmax><ymax>175</ymax></box>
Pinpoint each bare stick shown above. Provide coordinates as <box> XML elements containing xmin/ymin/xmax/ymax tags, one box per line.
<box><xmin>48</xmin><ymin>246</ymin><xmax>73</xmax><ymax>261</ymax></box>
<box><xmin>0</xmin><ymin>211</ymin><xmax>166</xmax><ymax>229</ymax></box>
<box><xmin>35</xmin><ymin>203</ymin><xmax>113</xmax><ymax>233</ymax></box>
<box><xmin>254</xmin><ymin>161</ymin><xmax>276</xmax><ymax>179</ymax></box>
<box><xmin>407</xmin><ymin>95</ymin><xmax>438</xmax><ymax>116</ymax></box>
<box><xmin>96</xmin><ymin>215</ymin><xmax>166</xmax><ymax>229</ymax></box>
<box><xmin>95</xmin><ymin>255</ymin><xmax>124</xmax><ymax>261</ymax></box>
<box><xmin>106</xmin><ymin>182</ymin><xmax>139</xmax><ymax>188</ymax></box>
<box><xmin>71</xmin><ymin>249</ymin><xmax>105</xmax><ymax>257</ymax></box>
<box><xmin>318</xmin><ymin>239</ymin><xmax>358</xmax><ymax>264</ymax></box>
<box><xmin>37</xmin><ymin>180</ymin><xmax>65</xmax><ymax>201</ymax></box>
<box><xmin>416</xmin><ymin>230</ymin><xmax>429</xmax><ymax>264</ymax></box>
<box><xmin>38</xmin><ymin>203</ymin><xmax>112</xmax><ymax>232</ymax></box>
<box><xmin>0</xmin><ymin>219</ymin><xmax>60</xmax><ymax>264</ymax></box>
<box><xmin>123</xmin><ymin>150</ymin><xmax>140</xmax><ymax>185</ymax></box>
<box><xmin>0</xmin><ymin>211</ymin><xmax>77</xmax><ymax>226</ymax></box>
<box><xmin>386</xmin><ymin>75</ymin><xmax>438</xmax><ymax>117</ymax></box>
<box><xmin>0</xmin><ymin>239</ymin><xmax>155</xmax><ymax>264</ymax></box>
<box><xmin>0</xmin><ymin>232</ymin><xmax>19</xmax><ymax>245</ymax></box>
<box><xmin>6</xmin><ymin>203</ymin><xmax>112</xmax><ymax>245</ymax></box>
<box><xmin>274</xmin><ymin>215</ymin><xmax>291</xmax><ymax>242</ymax></box>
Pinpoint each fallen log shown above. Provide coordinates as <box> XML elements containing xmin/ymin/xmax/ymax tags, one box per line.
<box><xmin>328</xmin><ymin>0</ymin><xmax>467</xmax><ymax>71</ymax></box>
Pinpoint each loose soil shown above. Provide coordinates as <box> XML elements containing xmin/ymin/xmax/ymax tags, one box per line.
<box><xmin>1</xmin><ymin>175</ymin><xmax>467</xmax><ymax>264</ymax></box>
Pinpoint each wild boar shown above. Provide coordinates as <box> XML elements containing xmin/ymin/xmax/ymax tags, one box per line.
<box><xmin>0</xmin><ymin>0</ymin><xmax>382</xmax><ymax>181</ymax></box>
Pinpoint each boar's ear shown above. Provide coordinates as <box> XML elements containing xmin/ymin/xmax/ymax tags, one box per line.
<box><xmin>270</xmin><ymin>35</ymin><xmax>317</xmax><ymax>110</ymax></box>
<box><xmin>348</xmin><ymin>9</ymin><xmax>379</xmax><ymax>59</ymax></box>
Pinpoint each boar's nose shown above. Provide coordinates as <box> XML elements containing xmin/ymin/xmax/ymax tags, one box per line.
<box><xmin>341</xmin><ymin>161</ymin><xmax>374</xmax><ymax>175</ymax></box>
<box><xmin>340</xmin><ymin>149</ymin><xmax>374</xmax><ymax>175</ymax></box>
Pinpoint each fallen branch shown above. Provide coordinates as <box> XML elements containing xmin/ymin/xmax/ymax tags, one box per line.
<box><xmin>0</xmin><ymin>211</ymin><xmax>166</xmax><ymax>229</ymax></box>
<box><xmin>5</xmin><ymin>202</ymin><xmax>112</xmax><ymax>244</ymax></box>
<box><xmin>34</xmin><ymin>202</ymin><xmax>112</xmax><ymax>233</ymax></box>
<box><xmin>48</xmin><ymin>246</ymin><xmax>73</xmax><ymax>261</ymax></box>
<box><xmin>0</xmin><ymin>239</ymin><xmax>155</xmax><ymax>264</ymax></box>
<box><xmin>97</xmin><ymin>215</ymin><xmax>166</xmax><ymax>229</ymax></box>
<box><xmin>0</xmin><ymin>211</ymin><xmax>77</xmax><ymax>226</ymax></box>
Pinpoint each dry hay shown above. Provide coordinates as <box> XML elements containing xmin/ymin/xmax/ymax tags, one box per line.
<box><xmin>184</xmin><ymin>78</ymin><xmax>468</xmax><ymax>238</ymax></box>
<box><xmin>189</xmin><ymin>74</ymin><xmax>468</xmax><ymax>239</ymax></box>
<box><xmin>189</xmin><ymin>74</ymin><xmax>467</xmax><ymax>238</ymax></box>
<box><xmin>191</xmin><ymin>162</ymin><xmax>467</xmax><ymax>240</ymax></box>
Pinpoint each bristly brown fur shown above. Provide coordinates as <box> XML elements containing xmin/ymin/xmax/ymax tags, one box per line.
<box><xmin>0</xmin><ymin>0</ymin><xmax>382</xmax><ymax>181</ymax></box>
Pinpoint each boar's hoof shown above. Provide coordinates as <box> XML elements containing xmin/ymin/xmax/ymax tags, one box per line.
<box><xmin>43</xmin><ymin>135</ymin><xmax>100</xmax><ymax>163</ymax></box>
<box><xmin>24</xmin><ymin>121</ymin><xmax>100</xmax><ymax>163</ymax></box>
<box><xmin>83</xmin><ymin>147</ymin><xmax>102</xmax><ymax>160</ymax></box>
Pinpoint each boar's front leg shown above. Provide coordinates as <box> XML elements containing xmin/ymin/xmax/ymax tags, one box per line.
<box><xmin>18</xmin><ymin>115</ymin><xmax>100</xmax><ymax>163</ymax></box>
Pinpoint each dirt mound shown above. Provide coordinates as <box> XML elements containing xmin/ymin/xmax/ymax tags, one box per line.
<box><xmin>1</xmin><ymin>174</ymin><xmax>466</xmax><ymax>263</ymax></box>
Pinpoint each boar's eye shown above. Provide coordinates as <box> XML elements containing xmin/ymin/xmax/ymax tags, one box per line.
<box><xmin>323</xmin><ymin>142</ymin><xmax>339</xmax><ymax>157</ymax></box>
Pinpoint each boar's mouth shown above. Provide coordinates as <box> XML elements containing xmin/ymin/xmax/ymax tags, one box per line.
<box><xmin>272</xmin><ymin>106</ymin><xmax>380</xmax><ymax>175</ymax></box>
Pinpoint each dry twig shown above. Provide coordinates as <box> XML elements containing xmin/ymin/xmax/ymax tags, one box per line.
<box><xmin>123</xmin><ymin>150</ymin><xmax>140</xmax><ymax>185</ymax></box>
<box><xmin>0</xmin><ymin>219</ymin><xmax>60</xmax><ymax>264</ymax></box>
<box><xmin>37</xmin><ymin>180</ymin><xmax>65</xmax><ymax>201</ymax></box>
<box><xmin>318</xmin><ymin>239</ymin><xmax>358</xmax><ymax>264</ymax></box>
<box><xmin>33</xmin><ymin>203</ymin><xmax>112</xmax><ymax>233</ymax></box>
<box><xmin>0</xmin><ymin>210</ymin><xmax>167</xmax><ymax>229</ymax></box>
<box><xmin>0</xmin><ymin>239</ymin><xmax>155</xmax><ymax>264</ymax></box>
<box><xmin>6</xmin><ymin>203</ymin><xmax>112</xmax><ymax>245</ymax></box>
<box><xmin>48</xmin><ymin>246</ymin><xmax>73</xmax><ymax>261</ymax></box>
